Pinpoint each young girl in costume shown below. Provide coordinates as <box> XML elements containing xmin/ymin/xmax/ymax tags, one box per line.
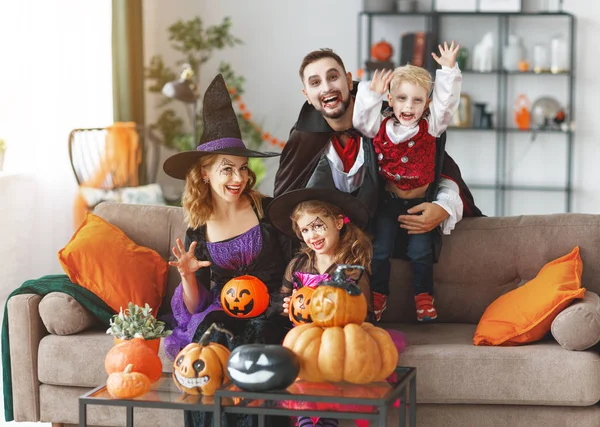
<box><xmin>353</xmin><ymin>41</ymin><xmax>463</xmax><ymax>322</ymax></box>
<box><xmin>268</xmin><ymin>188</ymin><xmax>405</xmax><ymax>427</ymax></box>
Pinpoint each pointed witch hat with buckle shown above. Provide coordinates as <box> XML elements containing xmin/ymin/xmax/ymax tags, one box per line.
<box><xmin>163</xmin><ymin>74</ymin><xmax>280</xmax><ymax>180</ymax></box>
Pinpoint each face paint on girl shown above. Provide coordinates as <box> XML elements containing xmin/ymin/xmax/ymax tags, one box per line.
<box><xmin>296</xmin><ymin>213</ymin><xmax>342</xmax><ymax>256</ymax></box>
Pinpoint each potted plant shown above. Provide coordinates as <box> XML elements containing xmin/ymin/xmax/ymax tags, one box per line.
<box><xmin>106</xmin><ymin>302</ymin><xmax>172</xmax><ymax>353</ymax></box>
<box><xmin>0</xmin><ymin>138</ymin><xmax>6</xmax><ymax>172</ymax></box>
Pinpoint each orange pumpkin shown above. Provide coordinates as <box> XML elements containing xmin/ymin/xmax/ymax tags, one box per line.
<box><xmin>310</xmin><ymin>281</ymin><xmax>367</xmax><ymax>327</ymax></box>
<box><xmin>282</xmin><ymin>322</ymin><xmax>398</xmax><ymax>384</ymax></box>
<box><xmin>289</xmin><ymin>287</ymin><xmax>315</xmax><ymax>326</ymax></box>
<box><xmin>220</xmin><ymin>275</ymin><xmax>270</xmax><ymax>318</ymax></box>
<box><xmin>371</xmin><ymin>40</ymin><xmax>393</xmax><ymax>62</ymax></box>
<box><xmin>172</xmin><ymin>324</ymin><xmax>232</xmax><ymax>396</ymax></box>
<box><xmin>106</xmin><ymin>364</ymin><xmax>151</xmax><ymax>399</ymax></box>
<box><xmin>105</xmin><ymin>338</ymin><xmax>162</xmax><ymax>383</ymax></box>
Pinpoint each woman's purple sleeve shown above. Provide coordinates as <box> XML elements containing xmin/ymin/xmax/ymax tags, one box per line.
<box><xmin>171</xmin><ymin>282</ymin><xmax>211</xmax><ymax>327</ymax></box>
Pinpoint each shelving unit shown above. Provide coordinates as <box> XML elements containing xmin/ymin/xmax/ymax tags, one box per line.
<box><xmin>357</xmin><ymin>10</ymin><xmax>576</xmax><ymax>216</ymax></box>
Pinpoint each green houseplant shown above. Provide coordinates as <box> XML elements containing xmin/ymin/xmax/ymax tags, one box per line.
<box><xmin>107</xmin><ymin>302</ymin><xmax>172</xmax><ymax>353</ymax></box>
<box><xmin>145</xmin><ymin>16</ymin><xmax>266</xmax><ymax>184</ymax></box>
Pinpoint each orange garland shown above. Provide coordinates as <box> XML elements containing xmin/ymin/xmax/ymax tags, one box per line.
<box><xmin>228</xmin><ymin>87</ymin><xmax>286</xmax><ymax>149</ymax></box>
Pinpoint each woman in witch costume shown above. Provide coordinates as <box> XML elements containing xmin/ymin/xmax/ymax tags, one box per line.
<box><xmin>163</xmin><ymin>74</ymin><xmax>293</xmax><ymax>427</ymax></box>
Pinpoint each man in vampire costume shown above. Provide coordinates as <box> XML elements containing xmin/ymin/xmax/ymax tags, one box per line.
<box><xmin>274</xmin><ymin>48</ymin><xmax>483</xmax><ymax>319</ymax></box>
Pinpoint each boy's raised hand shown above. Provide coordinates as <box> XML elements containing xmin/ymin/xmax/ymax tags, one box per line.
<box><xmin>369</xmin><ymin>69</ymin><xmax>394</xmax><ymax>95</ymax></box>
<box><xmin>432</xmin><ymin>40</ymin><xmax>460</xmax><ymax>68</ymax></box>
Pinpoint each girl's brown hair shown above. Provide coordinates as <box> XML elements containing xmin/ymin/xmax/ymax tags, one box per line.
<box><xmin>290</xmin><ymin>200</ymin><xmax>372</xmax><ymax>274</ymax></box>
<box><xmin>182</xmin><ymin>154</ymin><xmax>264</xmax><ymax>229</ymax></box>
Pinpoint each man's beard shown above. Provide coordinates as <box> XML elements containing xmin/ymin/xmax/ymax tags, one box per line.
<box><xmin>315</xmin><ymin>92</ymin><xmax>351</xmax><ymax>120</ymax></box>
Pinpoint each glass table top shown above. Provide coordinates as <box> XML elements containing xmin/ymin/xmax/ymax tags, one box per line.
<box><xmin>82</xmin><ymin>367</ymin><xmax>414</xmax><ymax>415</ymax></box>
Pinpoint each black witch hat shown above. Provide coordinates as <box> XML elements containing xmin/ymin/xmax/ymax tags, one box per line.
<box><xmin>163</xmin><ymin>74</ymin><xmax>279</xmax><ymax>180</ymax></box>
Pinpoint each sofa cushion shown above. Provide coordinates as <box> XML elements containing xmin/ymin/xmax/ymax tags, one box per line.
<box><xmin>37</xmin><ymin>331</ymin><xmax>172</xmax><ymax>388</ymax></box>
<box><xmin>473</xmin><ymin>246</ymin><xmax>585</xmax><ymax>346</ymax></box>
<box><xmin>393</xmin><ymin>323</ymin><xmax>600</xmax><ymax>406</ymax></box>
<box><xmin>39</xmin><ymin>292</ymin><xmax>100</xmax><ymax>335</ymax></box>
<box><xmin>552</xmin><ymin>291</ymin><xmax>600</xmax><ymax>351</ymax></box>
<box><xmin>58</xmin><ymin>211</ymin><xmax>168</xmax><ymax>313</ymax></box>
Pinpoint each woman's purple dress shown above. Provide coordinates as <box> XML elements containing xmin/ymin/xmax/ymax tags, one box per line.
<box><xmin>164</xmin><ymin>225</ymin><xmax>262</xmax><ymax>360</ymax></box>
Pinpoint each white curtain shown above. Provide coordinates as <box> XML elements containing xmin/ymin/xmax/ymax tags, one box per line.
<box><xmin>0</xmin><ymin>1</ymin><xmax>113</xmax><ymax>300</ymax></box>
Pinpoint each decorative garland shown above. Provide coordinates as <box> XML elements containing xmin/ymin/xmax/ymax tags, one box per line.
<box><xmin>228</xmin><ymin>87</ymin><xmax>286</xmax><ymax>149</ymax></box>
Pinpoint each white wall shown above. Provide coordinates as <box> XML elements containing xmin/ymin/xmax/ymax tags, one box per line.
<box><xmin>143</xmin><ymin>0</ymin><xmax>600</xmax><ymax>217</ymax></box>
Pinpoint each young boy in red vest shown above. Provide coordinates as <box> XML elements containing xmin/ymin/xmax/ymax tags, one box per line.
<box><xmin>353</xmin><ymin>41</ymin><xmax>462</xmax><ymax>322</ymax></box>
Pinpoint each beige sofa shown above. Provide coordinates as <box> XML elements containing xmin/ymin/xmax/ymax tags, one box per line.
<box><xmin>7</xmin><ymin>202</ymin><xmax>600</xmax><ymax>427</ymax></box>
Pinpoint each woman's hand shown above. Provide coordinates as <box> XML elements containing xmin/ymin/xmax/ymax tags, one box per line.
<box><xmin>369</xmin><ymin>69</ymin><xmax>393</xmax><ymax>95</ymax></box>
<box><xmin>169</xmin><ymin>238</ymin><xmax>211</xmax><ymax>277</ymax></box>
<box><xmin>432</xmin><ymin>40</ymin><xmax>460</xmax><ymax>68</ymax></box>
<box><xmin>281</xmin><ymin>289</ymin><xmax>297</xmax><ymax>315</ymax></box>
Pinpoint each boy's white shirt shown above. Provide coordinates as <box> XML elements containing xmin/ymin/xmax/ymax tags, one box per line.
<box><xmin>352</xmin><ymin>63</ymin><xmax>464</xmax><ymax>234</ymax></box>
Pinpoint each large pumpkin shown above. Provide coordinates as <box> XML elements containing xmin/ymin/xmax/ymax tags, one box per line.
<box><xmin>289</xmin><ymin>286</ymin><xmax>315</xmax><ymax>326</ymax></box>
<box><xmin>105</xmin><ymin>338</ymin><xmax>162</xmax><ymax>383</ymax></box>
<box><xmin>106</xmin><ymin>364</ymin><xmax>151</xmax><ymax>399</ymax></box>
<box><xmin>310</xmin><ymin>265</ymin><xmax>367</xmax><ymax>327</ymax></box>
<box><xmin>371</xmin><ymin>40</ymin><xmax>393</xmax><ymax>62</ymax></box>
<box><xmin>282</xmin><ymin>322</ymin><xmax>398</xmax><ymax>384</ymax></box>
<box><xmin>220</xmin><ymin>275</ymin><xmax>270</xmax><ymax>318</ymax></box>
<box><xmin>172</xmin><ymin>324</ymin><xmax>231</xmax><ymax>396</ymax></box>
<box><xmin>227</xmin><ymin>344</ymin><xmax>300</xmax><ymax>392</ymax></box>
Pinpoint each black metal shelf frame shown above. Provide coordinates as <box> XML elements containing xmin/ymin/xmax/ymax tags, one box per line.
<box><xmin>357</xmin><ymin>10</ymin><xmax>576</xmax><ymax>215</ymax></box>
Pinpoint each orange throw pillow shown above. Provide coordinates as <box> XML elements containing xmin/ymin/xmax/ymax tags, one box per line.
<box><xmin>474</xmin><ymin>246</ymin><xmax>585</xmax><ymax>346</ymax></box>
<box><xmin>58</xmin><ymin>212</ymin><xmax>168</xmax><ymax>313</ymax></box>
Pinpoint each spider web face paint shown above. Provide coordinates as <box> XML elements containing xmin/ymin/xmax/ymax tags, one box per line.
<box><xmin>299</xmin><ymin>217</ymin><xmax>328</xmax><ymax>236</ymax></box>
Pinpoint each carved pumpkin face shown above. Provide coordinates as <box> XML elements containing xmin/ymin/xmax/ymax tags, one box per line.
<box><xmin>172</xmin><ymin>341</ymin><xmax>230</xmax><ymax>396</ymax></box>
<box><xmin>310</xmin><ymin>284</ymin><xmax>367</xmax><ymax>327</ymax></box>
<box><xmin>220</xmin><ymin>275</ymin><xmax>270</xmax><ymax>318</ymax></box>
<box><xmin>289</xmin><ymin>286</ymin><xmax>314</xmax><ymax>326</ymax></box>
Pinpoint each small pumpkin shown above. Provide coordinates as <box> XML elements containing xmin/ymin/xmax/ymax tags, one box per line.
<box><xmin>227</xmin><ymin>344</ymin><xmax>300</xmax><ymax>392</ymax></box>
<box><xmin>105</xmin><ymin>338</ymin><xmax>162</xmax><ymax>383</ymax></box>
<box><xmin>220</xmin><ymin>275</ymin><xmax>270</xmax><ymax>318</ymax></box>
<box><xmin>310</xmin><ymin>265</ymin><xmax>367</xmax><ymax>327</ymax></box>
<box><xmin>289</xmin><ymin>286</ymin><xmax>315</xmax><ymax>326</ymax></box>
<box><xmin>371</xmin><ymin>40</ymin><xmax>393</xmax><ymax>62</ymax></box>
<box><xmin>106</xmin><ymin>364</ymin><xmax>151</xmax><ymax>399</ymax></box>
<box><xmin>172</xmin><ymin>324</ymin><xmax>232</xmax><ymax>396</ymax></box>
<box><xmin>282</xmin><ymin>322</ymin><xmax>398</xmax><ymax>384</ymax></box>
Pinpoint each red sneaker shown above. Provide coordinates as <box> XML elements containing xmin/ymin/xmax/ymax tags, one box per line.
<box><xmin>415</xmin><ymin>293</ymin><xmax>437</xmax><ymax>322</ymax></box>
<box><xmin>372</xmin><ymin>292</ymin><xmax>388</xmax><ymax>322</ymax></box>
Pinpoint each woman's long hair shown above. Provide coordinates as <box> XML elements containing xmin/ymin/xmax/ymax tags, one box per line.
<box><xmin>182</xmin><ymin>154</ymin><xmax>264</xmax><ymax>229</ymax></box>
<box><xmin>290</xmin><ymin>200</ymin><xmax>372</xmax><ymax>274</ymax></box>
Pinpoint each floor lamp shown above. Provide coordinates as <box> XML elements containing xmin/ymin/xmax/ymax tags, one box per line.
<box><xmin>161</xmin><ymin>64</ymin><xmax>199</xmax><ymax>145</ymax></box>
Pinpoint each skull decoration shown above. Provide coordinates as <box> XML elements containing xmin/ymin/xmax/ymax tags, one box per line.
<box><xmin>172</xmin><ymin>324</ymin><xmax>232</xmax><ymax>396</ymax></box>
<box><xmin>220</xmin><ymin>275</ymin><xmax>270</xmax><ymax>318</ymax></box>
<box><xmin>226</xmin><ymin>344</ymin><xmax>300</xmax><ymax>392</ymax></box>
<box><xmin>310</xmin><ymin>264</ymin><xmax>368</xmax><ymax>327</ymax></box>
<box><xmin>289</xmin><ymin>286</ymin><xmax>315</xmax><ymax>326</ymax></box>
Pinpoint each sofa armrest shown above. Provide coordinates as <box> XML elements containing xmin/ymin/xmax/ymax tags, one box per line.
<box><xmin>7</xmin><ymin>294</ymin><xmax>47</xmax><ymax>422</ymax></box>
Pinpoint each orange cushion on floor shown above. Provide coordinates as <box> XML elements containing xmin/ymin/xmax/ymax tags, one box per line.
<box><xmin>474</xmin><ymin>246</ymin><xmax>585</xmax><ymax>346</ymax></box>
<box><xmin>58</xmin><ymin>211</ymin><xmax>168</xmax><ymax>313</ymax></box>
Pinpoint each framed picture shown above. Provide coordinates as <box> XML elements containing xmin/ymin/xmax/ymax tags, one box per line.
<box><xmin>435</xmin><ymin>0</ymin><xmax>477</xmax><ymax>12</ymax></box>
<box><xmin>453</xmin><ymin>94</ymin><xmax>472</xmax><ymax>128</ymax></box>
<box><xmin>478</xmin><ymin>0</ymin><xmax>522</xmax><ymax>12</ymax></box>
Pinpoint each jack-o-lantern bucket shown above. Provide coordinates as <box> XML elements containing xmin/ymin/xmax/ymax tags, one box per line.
<box><xmin>289</xmin><ymin>286</ymin><xmax>315</xmax><ymax>326</ymax></box>
<box><xmin>220</xmin><ymin>275</ymin><xmax>270</xmax><ymax>318</ymax></box>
